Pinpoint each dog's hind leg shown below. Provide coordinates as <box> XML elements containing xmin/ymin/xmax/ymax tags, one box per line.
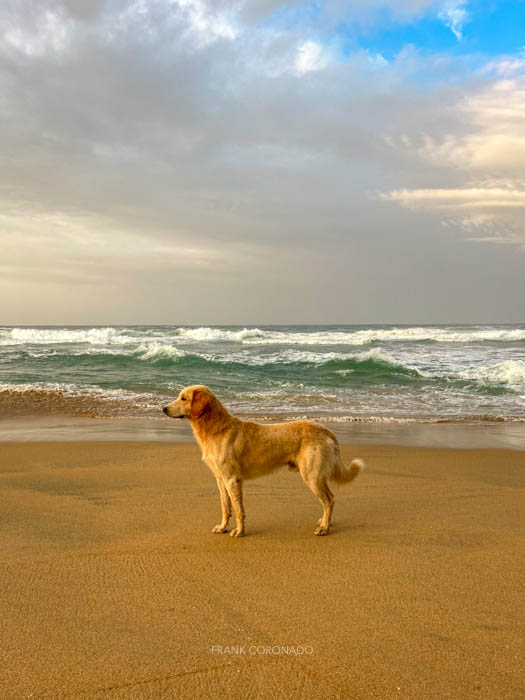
<box><xmin>224</xmin><ymin>477</ymin><xmax>245</xmax><ymax>538</ymax></box>
<box><xmin>307</xmin><ymin>480</ymin><xmax>334</xmax><ymax>536</ymax></box>
<box><xmin>317</xmin><ymin>485</ymin><xmax>335</xmax><ymax>531</ymax></box>
<box><xmin>212</xmin><ymin>477</ymin><xmax>232</xmax><ymax>534</ymax></box>
<box><xmin>299</xmin><ymin>445</ymin><xmax>334</xmax><ymax>535</ymax></box>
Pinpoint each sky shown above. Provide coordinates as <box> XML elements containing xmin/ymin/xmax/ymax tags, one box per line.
<box><xmin>1</xmin><ymin>0</ymin><xmax>524</xmax><ymax>325</ymax></box>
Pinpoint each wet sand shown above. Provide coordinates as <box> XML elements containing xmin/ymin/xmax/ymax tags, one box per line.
<box><xmin>2</xmin><ymin>414</ymin><xmax>525</xmax><ymax>450</ymax></box>
<box><xmin>0</xmin><ymin>441</ymin><xmax>523</xmax><ymax>699</ymax></box>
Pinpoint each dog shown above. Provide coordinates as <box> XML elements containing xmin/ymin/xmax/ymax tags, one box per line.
<box><xmin>163</xmin><ymin>385</ymin><xmax>365</xmax><ymax>537</ymax></box>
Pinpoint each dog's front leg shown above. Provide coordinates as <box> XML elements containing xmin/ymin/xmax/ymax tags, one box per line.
<box><xmin>212</xmin><ymin>477</ymin><xmax>232</xmax><ymax>534</ymax></box>
<box><xmin>224</xmin><ymin>477</ymin><xmax>245</xmax><ymax>538</ymax></box>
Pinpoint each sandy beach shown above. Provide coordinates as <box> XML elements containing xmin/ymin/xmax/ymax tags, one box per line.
<box><xmin>0</xmin><ymin>441</ymin><xmax>523</xmax><ymax>699</ymax></box>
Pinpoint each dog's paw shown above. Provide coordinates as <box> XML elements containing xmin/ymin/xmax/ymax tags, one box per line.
<box><xmin>314</xmin><ymin>525</ymin><xmax>330</xmax><ymax>536</ymax></box>
<box><xmin>212</xmin><ymin>525</ymin><xmax>229</xmax><ymax>534</ymax></box>
<box><xmin>229</xmin><ymin>528</ymin><xmax>245</xmax><ymax>538</ymax></box>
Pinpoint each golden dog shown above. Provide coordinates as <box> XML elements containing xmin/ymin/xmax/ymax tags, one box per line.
<box><xmin>163</xmin><ymin>385</ymin><xmax>364</xmax><ymax>537</ymax></box>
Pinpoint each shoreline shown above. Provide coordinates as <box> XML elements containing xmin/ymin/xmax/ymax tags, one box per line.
<box><xmin>1</xmin><ymin>414</ymin><xmax>525</xmax><ymax>450</ymax></box>
<box><xmin>3</xmin><ymin>386</ymin><xmax>524</xmax><ymax>425</ymax></box>
<box><xmin>1</xmin><ymin>441</ymin><xmax>523</xmax><ymax>699</ymax></box>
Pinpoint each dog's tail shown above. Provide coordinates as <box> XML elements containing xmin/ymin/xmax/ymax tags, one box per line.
<box><xmin>332</xmin><ymin>457</ymin><xmax>365</xmax><ymax>485</ymax></box>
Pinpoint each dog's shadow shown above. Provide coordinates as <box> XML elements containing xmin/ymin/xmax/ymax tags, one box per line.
<box><xmin>230</xmin><ymin>520</ymin><xmax>367</xmax><ymax>539</ymax></box>
<box><xmin>329</xmin><ymin>520</ymin><xmax>367</xmax><ymax>536</ymax></box>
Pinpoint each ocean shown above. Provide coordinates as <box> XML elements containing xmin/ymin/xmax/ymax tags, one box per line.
<box><xmin>1</xmin><ymin>324</ymin><xmax>525</xmax><ymax>426</ymax></box>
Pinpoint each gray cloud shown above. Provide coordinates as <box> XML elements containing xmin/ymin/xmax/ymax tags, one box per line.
<box><xmin>0</xmin><ymin>0</ymin><xmax>523</xmax><ymax>324</ymax></box>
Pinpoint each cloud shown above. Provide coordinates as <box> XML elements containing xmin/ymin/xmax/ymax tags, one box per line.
<box><xmin>383</xmin><ymin>63</ymin><xmax>525</xmax><ymax>247</ymax></box>
<box><xmin>240</xmin><ymin>0</ymin><xmax>440</xmax><ymax>26</ymax></box>
<box><xmin>384</xmin><ymin>187</ymin><xmax>525</xmax><ymax>209</ymax></box>
<box><xmin>438</xmin><ymin>1</ymin><xmax>468</xmax><ymax>40</ymax></box>
<box><xmin>1</xmin><ymin>0</ymin><xmax>524</xmax><ymax>323</ymax></box>
<box><xmin>176</xmin><ymin>0</ymin><xmax>237</xmax><ymax>45</ymax></box>
<box><xmin>294</xmin><ymin>40</ymin><xmax>327</xmax><ymax>74</ymax></box>
<box><xmin>383</xmin><ymin>184</ymin><xmax>525</xmax><ymax>247</ymax></box>
<box><xmin>412</xmin><ymin>77</ymin><xmax>525</xmax><ymax>172</ymax></box>
<box><xmin>1</xmin><ymin>6</ymin><xmax>72</xmax><ymax>57</ymax></box>
<box><xmin>0</xmin><ymin>207</ymin><xmax>227</xmax><ymax>279</ymax></box>
<box><xmin>483</xmin><ymin>58</ymin><xmax>525</xmax><ymax>77</ymax></box>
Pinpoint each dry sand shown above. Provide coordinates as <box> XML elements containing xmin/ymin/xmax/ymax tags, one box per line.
<box><xmin>0</xmin><ymin>441</ymin><xmax>523</xmax><ymax>699</ymax></box>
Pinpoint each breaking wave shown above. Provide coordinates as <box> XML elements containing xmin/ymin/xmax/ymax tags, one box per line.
<box><xmin>1</xmin><ymin>324</ymin><xmax>524</xmax><ymax>423</ymax></box>
<box><xmin>172</xmin><ymin>326</ymin><xmax>525</xmax><ymax>345</ymax></box>
<box><xmin>2</xmin><ymin>325</ymin><xmax>525</xmax><ymax>347</ymax></box>
<box><xmin>458</xmin><ymin>360</ymin><xmax>525</xmax><ymax>387</ymax></box>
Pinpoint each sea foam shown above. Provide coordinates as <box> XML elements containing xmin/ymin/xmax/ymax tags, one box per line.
<box><xmin>172</xmin><ymin>326</ymin><xmax>525</xmax><ymax>345</ymax></box>
<box><xmin>2</xmin><ymin>327</ymin><xmax>134</xmax><ymax>345</ymax></box>
<box><xmin>136</xmin><ymin>343</ymin><xmax>186</xmax><ymax>360</ymax></box>
<box><xmin>2</xmin><ymin>325</ymin><xmax>525</xmax><ymax>347</ymax></box>
<box><xmin>458</xmin><ymin>360</ymin><xmax>525</xmax><ymax>387</ymax></box>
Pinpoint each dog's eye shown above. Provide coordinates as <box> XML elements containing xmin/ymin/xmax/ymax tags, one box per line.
<box><xmin>181</xmin><ymin>397</ymin><xmax>187</xmax><ymax>401</ymax></box>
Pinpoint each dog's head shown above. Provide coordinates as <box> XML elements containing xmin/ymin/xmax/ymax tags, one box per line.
<box><xmin>162</xmin><ymin>385</ymin><xmax>212</xmax><ymax>421</ymax></box>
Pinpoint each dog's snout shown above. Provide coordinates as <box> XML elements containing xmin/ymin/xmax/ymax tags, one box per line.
<box><xmin>162</xmin><ymin>406</ymin><xmax>168</xmax><ymax>415</ymax></box>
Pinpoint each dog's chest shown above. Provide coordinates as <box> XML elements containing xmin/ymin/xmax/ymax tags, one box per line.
<box><xmin>200</xmin><ymin>442</ymin><xmax>229</xmax><ymax>476</ymax></box>
<box><xmin>201</xmin><ymin>451</ymin><xmax>222</xmax><ymax>476</ymax></box>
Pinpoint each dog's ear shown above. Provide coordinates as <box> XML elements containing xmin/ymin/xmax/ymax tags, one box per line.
<box><xmin>190</xmin><ymin>388</ymin><xmax>210</xmax><ymax>419</ymax></box>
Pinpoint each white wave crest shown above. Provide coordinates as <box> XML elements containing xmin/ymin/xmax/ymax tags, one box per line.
<box><xmin>342</xmin><ymin>327</ymin><xmax>525</xmax><ymax>345</ymax></box>
<box><xmin>1</xmin><ymin>327</ymin><xmax>137</xmax><ymax>345</ymax></box>
<box><xmin>352</xmin><ymin>347</ymin><xmax>407</xmax><ymax>365</ymax></box>
<box><xmin>184</xmin><ymin>347</ymin><xmax>414</xmax><ymax>368</ymax></box>
<box><xmin>2</xmin><ymin>325</ymin><xmax>524</xmax><ymax>348</ymax></box>
<box><xmin>137</xmin><ymin>343</ymin><xmax>186</xmax><ymax>360</ymax></box>
<box><xmin>173</xmin><ymin>326</ymin><xmax>525</xmax><ymax>345</ymax></box>
<box><xmin>458</xmin><ymin>360</ymin><xmax>525</xmax><ymax>387</ymax></box>
<box><xmin>174</xmin><ymin>327</ymin><xmax>266</xmax><ymax>342</ymax></box>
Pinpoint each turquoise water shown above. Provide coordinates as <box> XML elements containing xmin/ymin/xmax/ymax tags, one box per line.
<box><xmin>1</xmin><ymin>324</ymin><xmax>525</xmax><ymax>422</ymax></box>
